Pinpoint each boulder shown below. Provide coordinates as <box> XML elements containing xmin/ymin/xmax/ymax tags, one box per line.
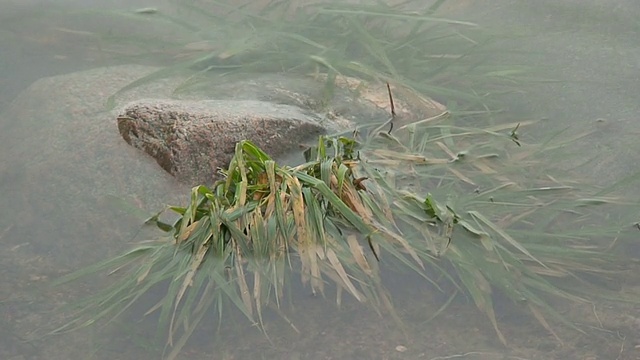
<box><xmin>0</xmin><ymin>65</ymin><xmax>192</xmax><ymax>266</ymax></box>
<box><xmin>0</xmin><ymin>63</ymin><xmax>443</xmax><ymax>270</ymax></box>
<box><xmin>118</xmin><ymin>99</ymin><xmax>327</xmax><ymax>185</ymax></box>
<box><xmin>111</xmin><ymin>72</ymin><xmax>447</xmax><ymax>186</ymax></box>
<box><xmin>112</xmin><ymin>72</ymin><xmax>446</xmax><ymax>186</ymax></box>
<box><xmin>173</xmin><ymin>72</ymin><xmax>446</xmax><ymax>127</ymax></box>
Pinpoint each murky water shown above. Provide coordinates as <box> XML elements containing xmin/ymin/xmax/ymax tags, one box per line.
<box><xmin>1</xmin><ymin>1</ymin><xmax>640</xmax><ymax>359</ymax></box>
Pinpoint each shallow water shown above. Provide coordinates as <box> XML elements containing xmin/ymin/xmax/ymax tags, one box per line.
<box><xmin>1</xmin><ymin>1</ymin><xmax>640</xmax><ymax>359</ymax></box>
<box><xmin>458</xmin><ymin>0</ymin><xmax>640</xmax><ymax>189</ymax></box>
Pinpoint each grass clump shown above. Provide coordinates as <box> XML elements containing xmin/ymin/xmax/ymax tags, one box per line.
<box><xmin>49</xmin><ymin>1</ymin><xmax>640</xmax><ymax>358</ymax></box>
<box><xmin>52</xmin><ymin>111</ymin><xmax>638</xmax><ymax>359</ymax></box>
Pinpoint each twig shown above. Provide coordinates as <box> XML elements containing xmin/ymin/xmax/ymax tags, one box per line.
<box><xmin>386</xmin><ymin>82</ymin><xmax>396</xmax><ymax>117</ymax></box>
<box><xmin>386</xmin><ymin>82</ymin><xmax>395</xmax><ymax>134</ymax></box>
<box><xmin>367</xmin><ymin>236</ymin><xmax>380</xmax><ymax>262</ymax></box>
<box><xmin>364</xmin><ymin>83</ymin><xmax>398</xmax><ymax>138</ymax></box>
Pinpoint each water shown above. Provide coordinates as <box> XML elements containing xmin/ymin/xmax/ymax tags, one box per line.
<box><xmin>1</xmin><ymin>1</ymin><xmax>640</xmax><ymax>359</ymax></box>
<box><xmin>459</xmin><ymin>0</ymin><xmax>640</xmax><ymax>189</ymax></box>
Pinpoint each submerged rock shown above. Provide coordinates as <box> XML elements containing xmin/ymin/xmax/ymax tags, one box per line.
<box><xmin>0</xmin><ymin>65</ymin><xmax>192</xmax><ymax>268</ymax></box>
<box><xmin>176</xmin><ymin>72</ymin><xmax>446</xmax><ymax>128</ymax></box>
<box><xmin>113</xmin><ymin>72</ymin><xmax>447</xmax><ymax>185</ymax></box>
<box><xmin>118</xmin><ymin>99</ymin><xmax>327</xmax><ymax>185</ymax></box>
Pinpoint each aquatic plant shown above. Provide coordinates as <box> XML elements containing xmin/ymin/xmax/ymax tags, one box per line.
<box><xmin>104</xmin><ymin>0</ymin><xmax>528</xmax><ymax>110</ymax></box>
<box><xmin>53</xmin><ymin>107</ymin><xmax>637</xmax><ymax>358</ymax></box>
<box><xmin>50</xmin><ymin>1</ymin><xmax>640</xmax><ymax>359</ymax></box>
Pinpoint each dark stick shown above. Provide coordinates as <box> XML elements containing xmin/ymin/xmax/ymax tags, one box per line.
<box><xmin>386</xmin><ymin>82</ymin><xmax>396</xmax><ymax>134</ymax></box>
<box><xmin>367</xmin><ymin>236</ymin><xmax>380</xmax><ymax>262</ymax></box>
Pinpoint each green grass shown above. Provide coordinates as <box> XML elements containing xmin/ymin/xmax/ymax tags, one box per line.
<box><xmin>48</xmin><ymin>0</ymin><xmax>640</xmax><ymax>358</ymax></box>
<box><xmin>98</xmin><ymin>0</ymin><xmax>533</xmax><ymax>111</ymax></box>
<box><xmin>52</xmin><ymin>114</ymin><xmax>638</xmax><ymax>358</ymax></box>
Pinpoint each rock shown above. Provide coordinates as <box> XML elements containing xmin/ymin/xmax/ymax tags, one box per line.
<box><xmin>111</xmin><ymin>71</ymin><xmax>446</xmax><ymax>186</ymax></box>
<box><xmin>0</xmin><ymin>63</ymin><xmax>443</xmax><ymax>268</ymax></box>
<box><xmin>118</xmin><ymin>99</ymin><xmax>327</xmax><ymax>185</ymax></box>
<box><xmin>112</xmin><ymin>72</ymin><xmax>446</xmax><ymax>186</ymax></box>
<box><xmin>0</xmin><ymin>65</ymin><xmax>194</xmax><ymax>267</ymax></box>
<box><xmin>175</xmin><ymin>72</ymin><xmax>446</xmax><ymax>128</ymax></box>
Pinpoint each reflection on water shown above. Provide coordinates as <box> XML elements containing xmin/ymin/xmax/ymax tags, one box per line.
<box><xmin>1</xmin><ymin>1</ymin><xmax>640</xmax><ymax>359</ymax></box>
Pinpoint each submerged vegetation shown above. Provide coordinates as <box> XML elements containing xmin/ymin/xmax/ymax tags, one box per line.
<box><xmin>53</xmin><ymin>114</ymin><xmax>638</xmax><ymax>358</ymax></box>
<box><xmin>104</xmin><ymin>0</ymin><xmax>527</xmax><ymax>110</ymax></box>
<box><xmin>51</xmin><ymin>0</ymin><xmax>640</xmax><ymax>359</ymax></box>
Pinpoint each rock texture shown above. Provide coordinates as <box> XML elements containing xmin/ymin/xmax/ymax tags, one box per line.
<box><xmin>0</xmin><ymin>65</ymin><xmax>193</xmax><ymax>268</ymax></box>
<box><xmin>174</xmin><ymin>73</ymin><xmax>445</xmax><ymax>128</ymax></box>
<box><xmin>112</xmin><ymin>73</ymin><xmax>447</xmax><ymax>186</ymax></box>
<box><xmin>118</xmin><ymin>99</ymin><xmax>326</xmax><ymax>185</ymax></box>
<box><xmin>113</xmin><ymin>72</ymin><xmax>448</xmax><ymax>186</ymax></box>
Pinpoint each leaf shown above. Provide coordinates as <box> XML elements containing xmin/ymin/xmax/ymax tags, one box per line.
<box><xmin>347</xmin><ymin>235</ymin><xmax>373</xmax><ymax>276</ymax></box>
<box><xmin>326</xmin><ymin>247</ymin><xmax>363</xmax><ymax>302</ymax></box>
<box><xmin>169</xmin><ymin>240</ymin><xmax>209</xmax><ymax>346</ymax></box>
<box><xmin>235</xmin><ymin>249</ymin><xmax>254</xmax><ymax>317</ymax></box>
<box><xmin>469</xmin><ymin>211</ymin><xmax>548</xmax><ymax>269</ymax></box>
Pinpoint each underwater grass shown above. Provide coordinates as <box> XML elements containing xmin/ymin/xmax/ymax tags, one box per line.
<box><xmin>98</xmin><ymin>0</ymin><xmax>532</xmax><ymax>110</ymax></box>
<box><xmin>47</xmin><ymin>0</ymin><xmax>640</xmax><ymax>358</ymax></box>
<box><xmin>52</xmin><ymin>109</ymin><xmax>640</xmax><ymax>358</ymax></box>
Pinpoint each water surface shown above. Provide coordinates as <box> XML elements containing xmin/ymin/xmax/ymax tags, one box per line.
<box><xmin>1</xmin><ymin>1</ymin><xmax>639</xmax><ymax>359</ymax></box>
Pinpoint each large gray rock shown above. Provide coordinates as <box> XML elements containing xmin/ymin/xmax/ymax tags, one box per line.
<box><xmin>0</xmin><ymin>62</ymin><xmax>443</xmax><ymax>271</ymax></box>
<box><xmin>118</xmin><ymin>99</ymin><xmax>327</xmax><ymax>185</ymax></box>
<box><xmin>0</xmin><ymin>65</ymin><xmax>192</xmax><ymax>266</ymax></box>
<box><xmin>112</xmin><ymin>72</ymin><xmax>446</xmax><ymax>186</ymax></box>
<box><xmin>173</xmin><ymin>72</ymin><xmax>445</xmax><ymax>127</ymax></box>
